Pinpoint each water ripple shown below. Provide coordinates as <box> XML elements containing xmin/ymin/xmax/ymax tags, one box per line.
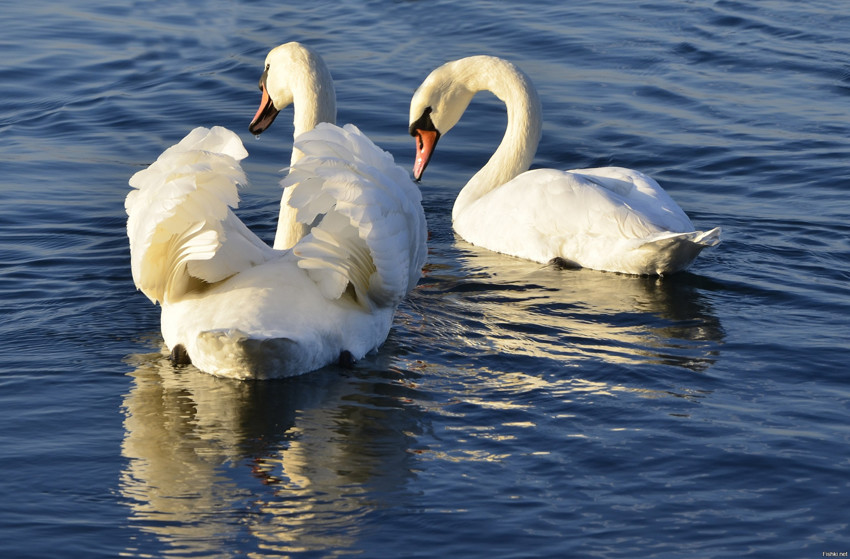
<box><xmin>1</xmin><ymin>0</ymin><xmax>849</xmax><ymax>557</ymax></box>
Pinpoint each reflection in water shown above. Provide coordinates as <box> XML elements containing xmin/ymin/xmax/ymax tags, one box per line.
<box><xmin>120</xmin><ymin>242</ymin><xmax>726</xmax><ymax>554</ymax></box>
<box><xmin>120</xmin><ymin>353</ymin><xmax>422</xmax><ymax>557</ymax></box>
<box><xmin>417</xmin><ymin>241</ymin><xmax>724</xmax><ymax>373</ymax></box>
<box><xmin>389</xmin><ymin>242</ymin><xmax>728</xmax><ymax>467</ymax></box>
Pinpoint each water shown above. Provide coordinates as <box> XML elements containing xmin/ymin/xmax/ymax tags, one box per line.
<box><xmin>1</xmin><ymin>0</ymin><xmax>848</xmax><ymax>557</ymax></box>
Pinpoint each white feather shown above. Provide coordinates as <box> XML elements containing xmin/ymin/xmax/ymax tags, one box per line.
<box><xmin>126</xmin><ymin>127</ymin><xmax>270</xmax><ymax>304</ymax></box>
<box><xmin>126</xmin><ymin>44</ymin><xmax>426</xmax><ymax>379</ymax></box>
<box><xmin>288</xmin><ymin>123</ymin><xmax>426</xmax><ymax>308</ymax></box>
<box><xmin>410</xmin><ymin>56</ymin><xmax>720</xmax><ymax>275</ymax></box>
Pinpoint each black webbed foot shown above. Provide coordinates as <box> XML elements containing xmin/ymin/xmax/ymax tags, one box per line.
<box><xmin>548</xmin><ymin>257</ymin><xmax>581</xmax><ymax>271</ymax></box>
<box><xmin>170</xmin><ymin>344</ymin><xmax>192</xmax><ymax>366</ymax></box>
<box><xmin>338</xmin><ymin>350</ymin><xmax>355</xmax><ymax>368</ymax></box>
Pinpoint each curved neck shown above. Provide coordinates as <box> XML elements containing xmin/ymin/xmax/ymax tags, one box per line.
<box><xmin>273</xmin><ymin>53</ymin><xmax>336</xmax><ymax>251</ymax></box>
<box><xmin>452</xmin><ymin>59</ymin><xmax>542</xmax><ymax>220</ymax></box>
<box><xmin>288</xmin><ymin>68</ymin><xmax>336</xmax><ymax>167</ymax></box>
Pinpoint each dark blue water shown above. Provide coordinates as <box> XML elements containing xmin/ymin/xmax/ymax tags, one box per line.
<box><xmin>1</xmin><ymin>1</ymin><xmax>848</xmax><ymax>557</ymax></box>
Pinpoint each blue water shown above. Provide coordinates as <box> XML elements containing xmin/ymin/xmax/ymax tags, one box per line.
<box><xmin>1</xmin><ymin>0</ymin><xmax>848</xmax><ymax>557</ymax></box>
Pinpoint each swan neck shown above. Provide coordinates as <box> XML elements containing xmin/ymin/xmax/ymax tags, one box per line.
<box><xmin>273</xmin><ymin>187</ymin><xmax>308</xmax><ymax>250</ymax></box>
<box><xmin>275</xmin><ymin>52</ymin><xmax>336</xmax><ymax>249</ymax></box>
<box><xmin>453</xmin><ymin>61</ymin><xmax>541</xmax><ymax>220</ymax></box>
<box><xmin>289</xmin><ymin>76</ymin><xmax>336</xmax><ymax>167</ymax></box>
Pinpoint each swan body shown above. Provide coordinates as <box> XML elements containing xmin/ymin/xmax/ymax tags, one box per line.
<box><xmin>126</xmin><ymin>44</ymin><xmax>427</xmax><ymax>379</ymax></box>
<box><xmin>409</xmin><ymin>55</ymin><xmax>720</xmax><ymax>275</ymax></box>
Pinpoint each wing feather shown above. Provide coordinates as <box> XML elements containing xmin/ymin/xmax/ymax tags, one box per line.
<box><xmin>126</xmin><ymin>126</ymin><xmax>273</xmax><ymax>304</ymax></box>
<box><xmin>284</xmin><ymin>123</ymin><xmax>427</xmax><ymax>309</ymax></box>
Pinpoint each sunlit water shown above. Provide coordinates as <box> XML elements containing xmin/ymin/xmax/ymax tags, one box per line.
<box><xmin>1</xmin><ymin>1</ymin><xmax>848</xmax><ymax>557</ymax></box>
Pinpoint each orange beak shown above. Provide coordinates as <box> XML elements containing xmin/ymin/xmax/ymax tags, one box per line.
<box><xmin>412</xmin><ymin>129</ymin><xmax>439</xmax><ymax>181</ymax></box>
<box><xmin>249</xmin><ymin>82</ymin><xmax>279</xmax><ymax>135</ymax></box>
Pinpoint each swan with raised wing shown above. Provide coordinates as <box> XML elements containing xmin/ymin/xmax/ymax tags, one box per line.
<box><xmin>126</xmin><ymin>42</ymin><xmax>427</xmax><ymax>379</ymax></box>
<box><xmin>409</xmin><ymin>55</ymin><xmax>719</xmax><ymax>275</ymax></box>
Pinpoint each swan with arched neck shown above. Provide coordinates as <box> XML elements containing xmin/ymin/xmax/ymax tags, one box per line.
<box><xmin>409</xmin><ymin>55</ymin><xmax>719</xmax><ymax>275</ymax></box>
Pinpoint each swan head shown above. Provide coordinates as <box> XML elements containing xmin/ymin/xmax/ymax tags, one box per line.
<box><xmin>409</xmin><ymin>56</ymin><xmax>541</xmax><ymax>186</ymax></box>
<box><xmin>409</xmin><ymin>59</ymin><xmax>480</xmax><ymax>180</ymax></box>
<box><xmin>249</xmin><ymin>42</ymin><xmax>335</xmax><ymax>135</ymax></box>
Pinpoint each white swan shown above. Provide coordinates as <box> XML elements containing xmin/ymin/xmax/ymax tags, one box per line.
<box><xmin>409</xmin><ymin>55</ymin><xmax>720</xmax><ymax>275</ymax></box>
<box><xmin>126</xmin><ymin>43</ymin><xmax>427</xmax><ymax>380</ymax></box>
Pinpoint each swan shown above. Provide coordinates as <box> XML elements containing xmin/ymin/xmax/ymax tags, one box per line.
<box><xmin>408</xmin><ymin>55</ymin><xmax>720</xmax><ymax>275</ymax></box>
<box><xmin>125</xmin><ymin>42</ymin><xmax>427</xmax><ymax>380</ymax></box>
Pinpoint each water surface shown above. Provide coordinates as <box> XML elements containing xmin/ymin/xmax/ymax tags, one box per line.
<box><xmin>1</xmin><ymin>1</ymin><xmax>848</xmax><ymax>557</ymax></box>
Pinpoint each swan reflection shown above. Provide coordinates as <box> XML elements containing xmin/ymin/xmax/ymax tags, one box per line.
<box><xmin>120</xmin><ymin>352</ymin><xmax>422</xmax><ymax>557</ymax></box>
<box><xmin>416</xmin><ymin>241</ymin><xmax>724</xmax><ymax>373</ymax></box>
<box><xmin>120</xmin><ymin>243</ymin><xmax>725</xmax><ymax>552</ymax></box>
<box><xmin>384</xmin><ymin>244</ymin><xmax>727</xmax><ymax>457</ymax></box>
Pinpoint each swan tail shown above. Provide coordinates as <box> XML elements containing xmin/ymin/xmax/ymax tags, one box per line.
<box><xmin>126</xmin><ymin>126</ymin><xmax>272</xmax><ymax>304</ymax></box>
<box><xmin>637</xmin><ymin>227</ymin><xmax>722</xmax><ymax>274</ymax></box>
<box><xmin>285</xmin><ymin>123</ymin><xmax>428</xmax><ymax>309</ymax></box>
<box><xmin>192</xmin><ymin>329</ymin><xmax>306</xmax><ymax>380</ymax></box>
<box><xmin>690</xmin><ymin>226</ymin><xmax>722</xmax><ymax>247</ymax></box>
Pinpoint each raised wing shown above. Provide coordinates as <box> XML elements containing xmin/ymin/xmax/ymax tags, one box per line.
<box><xmin>284</xmin><ymin>123</ymin><xmax>427</xmax><ymax>309</ymax></box>
<box><xmin>126</xmin><ymin>126</ymin><xmax>274</xmax><ymax>304</ymax></box>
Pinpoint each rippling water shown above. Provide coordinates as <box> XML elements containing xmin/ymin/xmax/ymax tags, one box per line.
<box><xmin>1</xmin><ymin>1</ymin><xmax>848</xmax><ymax>557</ymax></box>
